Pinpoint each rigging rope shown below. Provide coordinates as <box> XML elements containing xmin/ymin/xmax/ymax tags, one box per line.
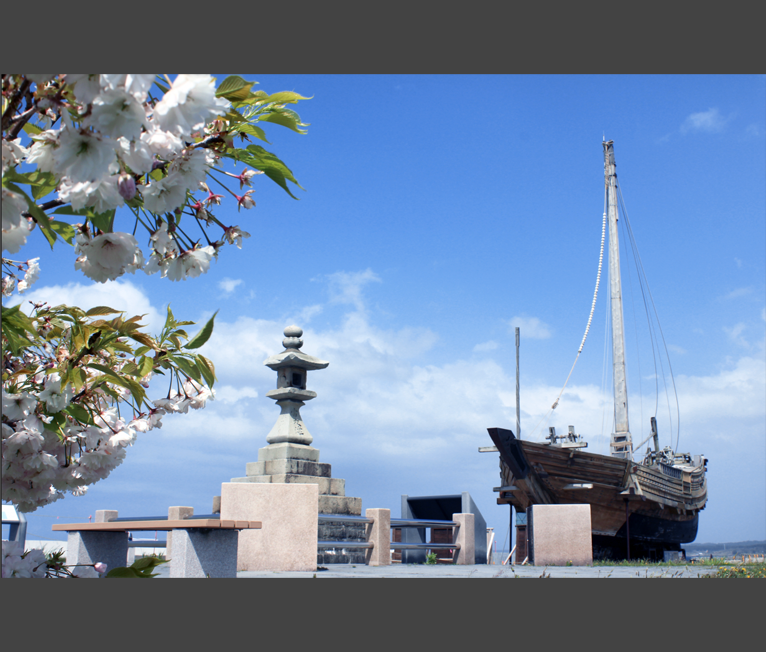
<box><xmin>616</xmin><ymin>181</ymin><xmax>682</xmax><ymax>452</ymax></box>
<box><xmin>529</xmin><ymin>187</ymin><xmax>609</xmax><ymax>441</ymax></box>
<box><xmin>550</xmin><ymin>191</ymin><xmax>608</xmax><ymax>412</ymax></box>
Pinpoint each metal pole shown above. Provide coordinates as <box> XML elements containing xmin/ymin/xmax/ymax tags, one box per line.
<box><xmin>515</xmin><ymin>327</ymin><xmax>521</xmax><ymax>439</ymax></box>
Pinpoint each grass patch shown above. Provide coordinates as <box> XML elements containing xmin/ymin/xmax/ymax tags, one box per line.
<box><xmin>593</xmin><ymin>557</ymin><xmax>727</xmax><ymax>567</ymax></box>
<box><xmin>703</xmin><ymin>563</ymin><xmax>766</xmax><ymax>579</ymax></box>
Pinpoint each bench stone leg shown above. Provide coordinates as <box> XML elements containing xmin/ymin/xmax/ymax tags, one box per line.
<box><xmin>67</xmin><ymin>531</ymin><xmax>128</xmax><ymax>578</ymax></box>
<box><xmin>170</xmin><ymin>529</ymin><xmax>238</xmax><ymax>578</ymax></box>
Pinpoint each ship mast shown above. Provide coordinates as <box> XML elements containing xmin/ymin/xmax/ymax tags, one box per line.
<box><xmin>604</xmin><ymin>140</ymin><xmax>633</xmax><ymax>459</ymax></box>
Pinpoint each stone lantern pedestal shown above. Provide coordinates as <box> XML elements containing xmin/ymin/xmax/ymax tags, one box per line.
<box><xmin>230</xmin><ymin>326</ymin><xmax>365</xmax><ymax>563</ymax></box>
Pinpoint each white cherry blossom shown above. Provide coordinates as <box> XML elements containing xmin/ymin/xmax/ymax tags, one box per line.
<box><xmin>24</xmin><ymin>129</ymin><xmax>60</xmax><ymax>173</ymax></box>
<box><xmin>100</xmin><ymin>74</ymin><xmax>156</xmax><ymax>103</ymax></box>
<box><xmin>2</xmin><ymin>218</ymin><xmax>34</xmax><ymax>254</ymax></box>
<box><xmin>53</xmin><ymin>127</ymin><xmax>117</xmax><ymax>182</ymax></box>
<box><xmin>2</xmin><ymin>138</ymin><xmax>28</xmax><ymax>171</ymax></box>
<box><xmin>142</xmin><ymin>173</ymin><xmax>189</xmax><ymax>213</ymax></box>
<box><xmin>87</xmin><ymin>89</ymin><xmax>147</xmax><ymax>141</ymax></box>
<box><xmin>75</xmin><ymin>232</ymin><xmax>144</xmax><ymax>283</ymax></box>
<box><xmin>153</xmin><ymin>74</ymin><xmax>229</xmax><ymax>138</ymax></box>
<box><xmin>38</xmin><ymin>374</ymin><xmax>74</xmax><ymax>413</ymax></box>
<box><xmin>17</xmin><ymin>258</ymin><xmax>40</xmax><ymax>293</ymax></box>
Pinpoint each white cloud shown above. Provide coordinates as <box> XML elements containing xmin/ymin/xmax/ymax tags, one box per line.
<box><xmin>473</xmin><ymin>340</ymin><xmax>499</xmax><ymax>353</ymax></box>
<box><xmin>723</xmin><ymin>322</ymin><xmax>748</xmax><ymax>347</ymax></box>
<box><xmin>214</xmin><ymin>385</ymin><xmax>259</xmax><ymax>405</ymax></box>
<box><xmin>218</xmin><ymin>278</ymin><xmax>243</xmax><ymax>295</ymax></box>
<box><xmin>722</xmin><ymin>287</ymin><xmax>751</xmax><ymax>300</ymax></box>
<box><xmin>320</xmin><ymin>269</ymin><xmax>381</xmax><ymax>312</ymax></box>
<box><xmin>509</xmin><ymin>315</ymin><xmax>552</xmax><ymax>339</ymax></box>
<box><xmin>680</xmin><ymin>108</ymin><xmax>727</xmax><ymax>134</ymax></box>
<box><xmin>294</xmin><ymin>304</ymin><xmax>323</xmax><ymax>324</ymax></box>
<box><xmin>667</xmin><ymin>344</ymin><xmax>687</xmax><ymax>355</ymax></box>
<box><xmin>7</xmin><ymin>279</ymin><xmax>165</xmax><ymax>332</ymax></box>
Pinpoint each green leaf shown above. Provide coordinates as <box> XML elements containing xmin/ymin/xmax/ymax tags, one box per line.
<box><xmin>216</xmin><ymin>75</ymin><xmax>254</xmax><ymax>101</ymax></box>
<box><xmin>233</xmin><ymin>123</ymin><xmax>270</xmax><ymax>143</ymax></box>
<box><xmin>3</xmin><ymin>180</ymin><xmax>57</xmax><ymax>248</ymax></box>
<box><xmin>88</xmin><ymin>208</ymin><xmax>115</xmax><ymax>233</ymax></box>
<box><xmin>225</xmin><ymin>109</ymin><xmax>248</xmax><ymax>124</ymax></box>
<box><xmin>259</xmin><ymin>109</ymin><xmax>308</xmax><ymax>135</ymax></box>
<box><xmin>121</xmin><ymin>361</ymin><xmax>140</xmax><ymax>376</ymax></box>
<box><xmin>154</xmin><ymin>77</ymin><xmax>170</xmax><ymax>94</ymax></box>
<box><xmin>52</xmin><ymin>205</ymin><xmax>89</xmax><ymax>216</ymax></box>
<box><xmin>138</xmin><ymin>356</ymin><xmax>154</xmax><ymax>378</ymax></box>
<box><xmin>29</xmin><ymin>171</ymin><xmax>59</xmax><ymax>200</ymax></box>
<box><xmin>85</xmin><ymin>363</ymin><xmax>146</xmax><ymax>405</ymax></box>
<box><xmin>233</xmin><ymin>145</ymin><xmax>304</xmax><ymax>199</ymax></box>
<box><xmin>85</xmin><ymin>306</ymin><xmax>122</xmax><ymax>317</ymax></box>
<box><xmin>23</xmin><ymin>122</ymin><xmax>42</xmax><ymax>136</ymax></box>
<box><xmin>195</xmin><ymin>355</ymin><xmax>216</xmax><ymax>388</ymax></box>
<box><xmin>50</xmin><ymin>220</ymin><xmax>75</xmax><ymax>244</ymax></box>
<box><xmin>131</xmin><ymin>555</ymin><xmax>168</xmax><ymax>571</ymax></box>
<box><xmin>263</xmin><ymin>91</ymin><xmax>311</xmax><ymax>105</ymax></box>
<box><xmin>129</xmin><ymin>332</ymin><xmax>157</xmax><ymax>350</ymax></box>
<box><xmin>167</xmin><ymin>353</ymin><xmax>202</xmax><ymax>383</ymax></box>
<box><xmin>184</xmin><ymin>311</ymin><xmax>217</xmax><ymax>350</ymax></box>
<box><xmin>67</xmin><ymin>403</ymin><xmax>94</xmax><ymax>425</ymax></box>
<box><xmin>165</xmin><ymin>305</ymin><xmax>177</xmax><ymax>330</ymax></box>
<box><xmin>105</xmin><ymin>565</ymin><xmax>160</xmax><ymax>578</ymax></box>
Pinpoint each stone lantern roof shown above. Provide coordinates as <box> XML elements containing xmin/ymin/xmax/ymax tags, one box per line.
<box><xmin>263</xmin><ymin>325</ymin><xmax>329</xmax><ymax>371</ymax></box>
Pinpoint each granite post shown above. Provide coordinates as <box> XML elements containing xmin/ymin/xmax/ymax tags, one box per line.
<box><xmin>452</xmin><ymin>513</ymin><xmax>475</xmax><ymax>565</ymax></box>
<box><xmin>365</xmin><ymin>508</ymin><xmax>391</xmax><ymax>566</ymax></box>
<box><xmin>169</xmin><ymin>529</ymin><xmax>238</xmax><ymax>578</ymax></box>
<box><xmin>166</xmin><ymin>506</ymin><xmax>194</xmax><ymax>561</ymax></box>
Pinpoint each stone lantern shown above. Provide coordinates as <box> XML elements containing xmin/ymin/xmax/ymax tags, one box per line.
<box><xmin>263</xmin><ymin>325</ymin><xmax>328</xmax><ymax>447</ymax></box>
<box><xmin>229</xmin><ymin>325</ymin><xmax>365</xmax><ymax>563</ymax></box>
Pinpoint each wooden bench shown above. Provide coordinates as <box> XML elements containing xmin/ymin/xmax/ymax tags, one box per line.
<box><xmin>54</xmin><ymin>518</ymin><xmax>262</xmax><ymax>578</ymax></box>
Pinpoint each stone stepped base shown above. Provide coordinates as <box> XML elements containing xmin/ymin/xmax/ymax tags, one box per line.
<box><xmin>232</xmin><ymin>442</ymin><xmax>363</xmax><ymax>564</ymax></box>
<box><xmin>318</xmin><ymin>520</ymin><xmax>367</xmax><ymax>565</ymax></box>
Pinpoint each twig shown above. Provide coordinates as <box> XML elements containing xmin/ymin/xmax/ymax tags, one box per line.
<box><xmin>1</xmin><ymin>78</ymin><xmax>32</xmax><ymax>131</ymax></box>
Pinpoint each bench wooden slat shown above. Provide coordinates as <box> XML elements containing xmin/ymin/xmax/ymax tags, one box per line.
<box><xmin>52</xmin><ymin>519</ymin><xmax>262</xmax><ymax>532</ymax></box>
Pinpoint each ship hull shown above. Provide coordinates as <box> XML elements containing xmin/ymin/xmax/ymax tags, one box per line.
<box><xmin>488</xmin><ymin>428</ymin><xmax>707</xmax><ymax>557</ymax></box>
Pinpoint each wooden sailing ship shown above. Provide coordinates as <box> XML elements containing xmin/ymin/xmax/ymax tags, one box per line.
<box><xmin>488</xmin><ymin>141</ymin><xmax>708</xmax><ymax>560</ymax></box>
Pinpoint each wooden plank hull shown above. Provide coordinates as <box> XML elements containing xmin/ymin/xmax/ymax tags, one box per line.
<box><xmin>488</xmin><ymin>428</ymin><xmax>707</xmax><ymax>548</ymax></box>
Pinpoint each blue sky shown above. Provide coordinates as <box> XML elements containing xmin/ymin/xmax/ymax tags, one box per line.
<box><xmin>6</xmin><ymin>74</ymin><xmax>765</xmax><ymax>548</ymax></box>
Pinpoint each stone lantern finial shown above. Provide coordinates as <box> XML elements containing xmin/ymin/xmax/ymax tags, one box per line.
<box><xmin>262</xmin><ymin>326</ymin><xmax>328</xmax><ymax>446</ymax></box>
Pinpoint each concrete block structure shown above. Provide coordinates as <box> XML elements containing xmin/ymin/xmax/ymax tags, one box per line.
<box><xmin>221</xmin><ymin>482</ymin><xmax>318</xmax><ymax>572</ymax></box>
<box><xmin>527</xmin><ymin>504</ymin><xmax>593</xmax><ymax>566</ymax></box>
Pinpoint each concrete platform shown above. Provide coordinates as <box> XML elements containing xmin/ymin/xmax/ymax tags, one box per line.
<box><xmin>148</xmin><ymin>562</ymin><xmax>718</xmax><ymax>578</ymax></box>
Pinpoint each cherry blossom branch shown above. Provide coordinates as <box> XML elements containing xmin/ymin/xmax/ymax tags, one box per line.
<box><xmin>7</xmin><ymin>105</ymin><xmax>39</xmax><ymax>140</ymax></box>
<box><xmin>1</xmin><ymin>78</ymin><xmax>31</xmax><ymax>131</ymax></box>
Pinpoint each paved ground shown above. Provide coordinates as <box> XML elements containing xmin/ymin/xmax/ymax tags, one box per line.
<box><xmin>150</xmin><ymin>562</ymin><xmax>718</xmax><ymax>578</ymax></box>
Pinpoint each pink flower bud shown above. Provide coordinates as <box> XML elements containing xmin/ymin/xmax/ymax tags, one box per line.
<box><xmin>94</xmin><ymin>562</ymin><xmax>107</xmax><ymax>574</ymax></box>
<box><xmin>118</xmin><ymin>174</ymin><xmax>136</xmax><ymax>201</ymax></box>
